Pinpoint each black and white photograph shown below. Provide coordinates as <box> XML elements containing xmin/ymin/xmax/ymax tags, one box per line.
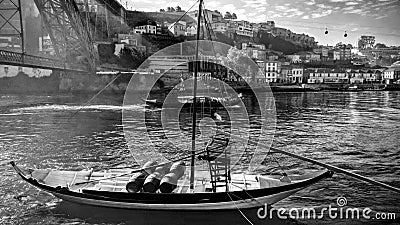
<box><xmin>0</xmin><ymin>0</ymin><xmax>399</xmax><ymax>224</ymax></box>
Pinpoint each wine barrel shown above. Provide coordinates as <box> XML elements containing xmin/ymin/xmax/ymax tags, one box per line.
<box><xmin>159</xmin><ymin>161</ymin><xmax>186</xmax><ymax>193</ymax></box>
<box><xmin>142</xmin><ymin>164</ymin><xmax>171</xmax><ymax>193</ymax></box>
<box><xmin>126</xmin><ymin>161</ymin><xmax>158</xmax><ymax>193</ymax></box>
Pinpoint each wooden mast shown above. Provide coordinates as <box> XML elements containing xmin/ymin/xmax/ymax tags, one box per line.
<box><xmin>190</xmin><ymin>0</ymin><xmax>203</xmax><ymax>191</ymax></box>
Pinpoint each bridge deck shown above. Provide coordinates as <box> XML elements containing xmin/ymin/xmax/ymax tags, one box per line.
<box><xmin>0</xmin><ymin>50</ymin><xmax>88</xmax><ymax>72</ymax></box>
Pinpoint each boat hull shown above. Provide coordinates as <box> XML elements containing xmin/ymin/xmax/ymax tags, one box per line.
<box><xmin>51</xmin><ymin>186</ymin><xmax>303</xmax><ymax>210</ymax></box>
<box><xmin>144</xmin><ymin>98</ymin><xmax>242</xmax><ymax>109</ymax></box>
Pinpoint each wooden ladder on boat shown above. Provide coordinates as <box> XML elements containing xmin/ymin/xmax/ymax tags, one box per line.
<box><xmin>204</xmin><ymin>133</ymin><xmax>230</xmax><ymax>192</ymax></box>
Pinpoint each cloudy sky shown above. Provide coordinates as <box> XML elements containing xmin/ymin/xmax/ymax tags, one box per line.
<box><xmin>126</xmin><ymin>0</ymin><xmax>400</xmax><ymax>46</ymax></box>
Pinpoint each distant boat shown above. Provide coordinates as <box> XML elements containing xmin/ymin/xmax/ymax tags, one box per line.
<box><xmin>144</xmin><ymin>94</ymin><xmax>243</xmax><ymax>108</ymax></box>
<box><xmin>347</xmin><ymin>85</ymin><xmax>361</xmax><ymax>91</ymax></box>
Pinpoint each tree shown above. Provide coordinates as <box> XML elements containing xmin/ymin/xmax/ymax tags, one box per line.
<box><xmin>119</xmin><ymin>47</ymin><xmax>148</xmax><ymax>69</ymax></box>
<box><xmin>224</xmin><ymin>12</ymin><xmax>232</xmax><ymax>19</ymax></box>
<box><xmin>160</xmin><ymin>9</ymin><xmax>165</xmax><ymax>12</ymax></box>
<box><xmin>375</xmin><ymin>43</ymin><xmax>387</xmax><ymax>49</ymax></box>
<box><xmin>232</xmin><ymin>13</ymin><xmax>237</xmax><ymax>20</ymax></box>
<box><xmin>176</xmin><ymin>6</ymin><xmax>182</xmax><ymax>12</ymax></box>
<box><xmin>219</xmin><ymin>47</ymin><xmax>262</xmax><ymax>82</ymax></box>
<box><xmin>167</xmin><ymin>7</ymin><xmax>171</xmax><ymax>12</ymax></box>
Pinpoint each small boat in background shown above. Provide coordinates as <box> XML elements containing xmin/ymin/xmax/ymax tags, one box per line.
<box><xmin>144</xmin><ymin>94</ymin><xmax>242</xmax><ymax>108</ymax></box>
<box><xmin>347</xmin><ymin>85</ymin><xmax>362</xmax><ymax>91</ymax></box>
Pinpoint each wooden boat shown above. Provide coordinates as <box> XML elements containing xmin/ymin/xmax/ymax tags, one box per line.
<box><xmin>10</xmin><ymin>0</ymin><xmax>340</xmax><ymax>215</ymax></box>
<box><xmin>11</xmin><ymin>1</ymin><xmax>400</xmax><ymax>217</ymax></box>
<box><xmin>10</xmin><ymin>161</ymin><xmax>332</xmax><ymax>210</ymax></box>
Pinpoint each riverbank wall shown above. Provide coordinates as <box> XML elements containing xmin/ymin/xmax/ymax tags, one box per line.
<box><xmin>1</xmin><ymin>71</ymin><xmax>400</xmax><ymax>94</ymax></box>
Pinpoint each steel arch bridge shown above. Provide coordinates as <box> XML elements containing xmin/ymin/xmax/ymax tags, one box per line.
<box><xmin>0</xmin><ymin>0</ymin><xmax>126</xmax><ymax>73</ymax></box>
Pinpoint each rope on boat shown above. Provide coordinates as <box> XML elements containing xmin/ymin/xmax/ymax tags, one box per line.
<box><xmin>169</xmin><ymin>0</ymin><xmax>199</xmax><ymax>29</ymax></box>
<box><xmin>72</xmin><ymin>149</ymin><xmax>208</xmax><ymax>186</ymax></box>
<box><xmin>230</xmin><ymin>183</ymin><xmax>264</xmax><ymax>206</ymax></box>
<box><xmin>226</xmin><ymin>192</ymin><xmax>254</xmax><ymax>225</ymax></box>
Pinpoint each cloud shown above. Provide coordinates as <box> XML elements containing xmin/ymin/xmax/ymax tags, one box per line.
<box><xmin>305</xmin><ymin>1</ymin><xmax>316</xmax><ymax>6</ymax></box>
<box><xmin>311</xmin><ymin>9</ymin><xmax>333</xmax><ymax>18</ymax></box>
<box><xmin>345</xmin><ymin>2</ymin><xmax>359</xmax><ymax>6</ymax></box>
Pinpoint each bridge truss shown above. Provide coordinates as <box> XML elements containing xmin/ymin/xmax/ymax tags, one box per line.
<box><xmin>0</xmin><ymin>0</ymin><xmax>24</xmax><ymax>52</ymax></box>
<box><xmin>33</xmin><ymin>0</ymin><xmax>97</xmax><ymax>72</ymax></box>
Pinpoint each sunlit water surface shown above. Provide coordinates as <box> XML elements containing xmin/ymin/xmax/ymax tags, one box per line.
<box><xmin>0</xmin><ymin>91</ymin><xmax>399</xmax><ymax>224</ymax></box>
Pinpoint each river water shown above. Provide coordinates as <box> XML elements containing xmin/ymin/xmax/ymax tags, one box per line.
<box><xmin>0</xmin><ymin>91</ymin><xmax>399</xmax><ymax>225</ymax></box>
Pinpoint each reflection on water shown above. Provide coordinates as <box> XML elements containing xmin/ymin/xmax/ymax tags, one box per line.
<box><xmin>0</xmin><ymin>92</ymin><xmax>399</xmax><ymax>224</ymax></box>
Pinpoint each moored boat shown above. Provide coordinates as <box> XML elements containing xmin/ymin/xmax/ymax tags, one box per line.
<box><xmin>11</xmin><ymin>0</ymin><xmax>400</xmax><ymax>219</ymax></box>
<box><xmin>144</xmin><ymin>95</ymin><xmax>242</xmax><ymax>108</ymax></box>
<box><xmin>10</xmin><ymin>161</ymin><xmax>333</xmax><ymax>211</ymax></box>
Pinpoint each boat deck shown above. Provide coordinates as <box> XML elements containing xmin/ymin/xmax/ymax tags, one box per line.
<box><xmin>29</xmin><ymin>168</ymin><xmax>281</xmax><ymax>193</ymax></box>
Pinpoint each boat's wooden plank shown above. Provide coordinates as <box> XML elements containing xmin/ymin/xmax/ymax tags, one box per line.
<box><xmin>43</xmin><ymin>170</ymin><xmax>92</xmax><ymax>186</ymax></box>
<box><xmin>97</xmin><ymin>185</ymin><xmax>126</xmax><ymax>192</ymax></box>
<box><xmin>176</xmin><ymin>175</ymin><xmax>189</xmax><ymax>193</ymax></box>
<box><xmin>31</xmin><ymin>169</ymin><xmax>51</xmax><ymax>182</ymax></box>
<box><xmin>98</xmin><ymin>181</ymin><xmax>127</xmax><ymax>186</ymax></box>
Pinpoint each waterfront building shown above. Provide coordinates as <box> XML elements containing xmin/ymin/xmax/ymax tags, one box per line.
<box><xmin>307</xmin><ymin>68</ymin><xmax>348</xmax><ymax>84</ymax></box>
<box><xmin>242</xmin><ymin>42</ymin><xmax>266</xmax><ymax>60</ymax></box>
<box><xmin>116</xmin><ymin>33</ymin><xmax>146</xmax><ymax>52</ymax></box>
<box><xmin>330</xmin><ymin>49</ymin><xmax>341</xmax><ymax>61</ymax></box>
<box><xmin>358</xmin><ymin>35</ymin><xmax>375</xmax><ymax>50</ymax></box>
<box><xmin>188</xmin><ymin>9</ymin><xmax>224</xmax><ymax>23</ymax></box>
<box><xmin>361</xmin><ymin>69</ymin><xmax>380</xmax><ymax>83</ymax></box>
<box><xmin>211</xmin><ymin>21</ymin><xmax>228</xmax><ymax>33</ymax></box>
<box><xmin>313</xmin><ymin>46</ymin><xmax>329</xmax><ymax>61</ymax></box>
<box><xmin>251</xmin><ymin>21</ymin><xmax>275</xmax><ymax>33</ymax></box>
<box><xmin>167</xmin><ymin>21</ymin><xmax>187</xmax><ymax>37</ymax></box>
<box><xmin>361</xmin><ymin>47</ymin><xmax>400</xmax><ymax>60</ymax></box>
<box><xmin>133</xmin><ymin>24</ymin><xmax>157</xmax><ymax>34</ymax></box>
<box><xmin>264</xmin><ymin>61</ymin><xmax>280</xmax><ymax>83</ymax></box>
<box><xmin>236</xmin><ymin>20</ymin><xmax>253</xmax><ymax>37</ymax></box>
<box><xmin>335</xmin><ymin>43</ymin><xmax>352</xmax><ymax>60</ymax></box>
<box><xmin>383</xmin><ymin>63</ymin><xmax>400</xmax><ymax>84</ymax></box>
<box><xmin>278</xmin><ymin>65</ymin><xmax>290</xmax><ymax>83</ymax></box>
<box><xmin>267</xmin><ymin>54</ymin><xmax>279</xmax><ymax>61</ymax></box>
<box><xmin>186</xmin><ymin>24</ymin><xmax>197</xmax><ymax>36</ymax></box>
<box><xmin>287</xmin><ymin>51</ymin><xmax>320</xmax><ymax>63</ymax></box>
<box><xmin>349</xmin><ymin>69</ymin><xmax>364</xmax><ymax>84</ymax></box>
<box><xmin>287</xmin><ymin>66</ymin><xmax>304</xmax><ymax>84</ymax></box>
<box><xmin>287</xmin><ymin>54</ymin><xmax>301</xmax><ymax>63</ymax></box>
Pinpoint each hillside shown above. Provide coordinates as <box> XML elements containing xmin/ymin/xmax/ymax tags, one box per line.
<box><xmin>214</xmin><ymin>31</ymin><xmax>307</xmax><ymax>55</ymax></box>
<box><xmin>126</xmin><ymin>11</ymin><xmax>308</xmax><ymax>55</ymax></box>
<box><xmin>126</xmin><ymin>11</ymin><xmax>196</xmax><ymax>27</ymax></box>
<box><xmin>256</xmin><ymin>31</ymin><xmax>308</xmax><ymax>54</ymax></box>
